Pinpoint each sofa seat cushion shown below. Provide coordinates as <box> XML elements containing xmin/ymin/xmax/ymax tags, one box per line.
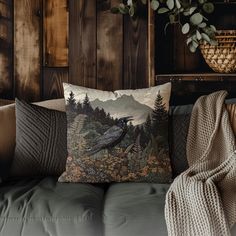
<box><xmin>0</xmin><ymin>177</ymin><xmax>104</xmax><ymax>236</ymax></box>
<box><xmin>104</xmin><ymin>183</ymin><xmax>170</xmax><ymax>236</ymax></box>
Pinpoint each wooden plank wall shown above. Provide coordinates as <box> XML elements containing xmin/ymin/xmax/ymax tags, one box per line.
<box><xmin>0</xmin><ymin>0</ymin><xmax>152</xmax><ymax>102</ymax></box>
<box><xmin>0</xmin><ymin>0</ymin><xmax>13</xmax><ymax>98</ymax></box>
<box><xmin>14</xmin><ymin>0</ymin><xmax>41</xmax><ymax>101</ymax></box>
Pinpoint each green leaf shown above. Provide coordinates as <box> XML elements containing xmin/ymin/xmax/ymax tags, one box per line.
<box><xmin>189</xmin><ymin>43</ymin><xmax>197</xmax><ymax>53</ymax></box>
<box><xmin>210</xmin><ymin>25</ymin><xmax>216</xmax><ymax>32</ymax></box>
<box><xmin>141</xmin><ymin>0</ymin><xmax>147</xmax><ymax>4</ymax></box>
<box><xmin>196</xmin><ymin>30</ymin><xmax>202</xmax><ymax>40</ymax></box>
<box><xmin>169</xmin><ymin>14</ymin><xmax>175</xmax><ymax>24</ymax></box>
<box><xmin>166</xmin><ymin>0</ymin><xmax>174</xmax><ymax>10</ymax></box>
<box><xmin>129</xmin><ymin>5</ymin><xmax>135</xmax><ymax>16</ymax></box>
<box><xmin>186</xmin><ymin>37</ymin><xmax>192</xmax><ymax>45</ymax></box>
<box><xmin>157</xmin><ymin>7</ymin><xmax>169</xmax><ymax>13</ymax></box>
<box><xmin>203</xmin><ymin>2</ymin><xmax>214</xmax><ymax>14</ymax></box>
<box><xmin>201</xmin><ymin>33</ymin><xmax>211</xmax><ymax>43</ymax></box>
<box><xmin>127</xmin><ymin>0</ymin><xmax>133</xmax><ymax>6</ymax></box>
<box><xmin>183</xmin><ymin>7</ymin><xmax>196</xmax><ymax>16</ymax></box>
<box><xmin>198</xmin><ymin>22</ymin><xmax>207</xmax><ymax>28</ymax></box>
<box><xmin>190</xmin><ymin>13</ymin><xmax>203</xmax><ymax>25</ymax></box>
<box><xmin>192</xmin><ymin>40</ymin><xmax>199</xmax><ymax>48</ymax></box>
<box><xmin>151</xmin><ymin>0</ymin><xmax>160</xmax><ymax>10</ymax></box>
<box><xmin>182</xmin><ymin>23</ymin><xmax>190</xmax><ymax>34</ymax></box>
<box><xmin>198</xmin><ymin>0</ymin><xmax>205</xmax><ymax>4</ymax></box>
<box><xmin>118</xmin><ymin>3</ymin><xmax>129</xmax><ymax>14</ymax></box>
<box><xmin>189</xmin><ymin>7</ymin><xmax>197</xmax><ymax>15</ymax></box>
<box><xmin>110</xmin><ymin>7</ymin><xmax>120</xmax><ymax>14</ymax></box>
<box><xmin>192</xmin><ymin>34</ymin><xmax>197</xmax><ymax>41</ymax></box>
<box><xmin>175</xmin><ymin>0</ymin><xmax>181</xmax><ymax>9</ymax></box>
<box><xmin>203</xmin><ymin>27</ymin><xmax>215</xmax><ymax>37</ymax></box>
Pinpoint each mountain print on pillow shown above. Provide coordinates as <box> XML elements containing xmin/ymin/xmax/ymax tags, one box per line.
<box><xmin>59</xmin><ymin>83</ymin><xmax>172</xmax><ymax>183</ymax></box>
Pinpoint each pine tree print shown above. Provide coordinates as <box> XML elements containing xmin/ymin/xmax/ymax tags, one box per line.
<box><xmin>152</xmin><ymin>91</ymin><xmax>168</xmax><ymax>137</ymax></box>
<box><xmin>144</xmin><ymin>114</ymin><xmax>152</xmax><ymax>134</ymax></box>
<box><xmin>77</xmin><ymin>101</ymin><xmax>83</xmax><ymax>113</ymax></box>
<box><xmin>67</xmin><ymin>91</ymin><xmax>77</xmax><ymax>111</ymax></box>
<box><xmin>82</xmin><ymin>94</ymin><xmax>93</xmax><ymax>115</ymax></box>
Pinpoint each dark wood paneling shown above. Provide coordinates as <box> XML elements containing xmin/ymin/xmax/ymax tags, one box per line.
<box><xmin>0</xmin><ymin>1</ymin><xmax>152</xmax><ymax>102</ymax></box>
<box><xmin>43</xmin><ymin>67</ymin><xmax>68</xmax><ymax>100</ymax></box>
<box><xmin>172</xmin><ymin>25</ymin><xmax>206</xmax><ymax>73</ymax></box>
<box><xmin>155</xmin><ymin>16</ymin><xmax>173</xmax><ymax>74</ymax></box>
<box><xmin>69</xmin><ymin>0</ymin><xmax>97</xmax><ymax>88</ymax></box>
<box><xmin>123</xmin><ymin>2</ymin><xmax>148</xmax><ymax>89</ymax></box>
<box><xmin>43</xmin><ymin>0</ymin><xmax>68</xmax><ymax>67</ymax></box>
<box><xmin>96</xmin><ymin>0</ymin><xmax>123</xmax><ymax>91</ymax></box>
<box><xmin>14</xmin><ymin>0</ymin><xmax>41</xmax><ymax>101</ymax></box>
<box><xmin>0</xmin><ymin>0</ymin><xmax>13</xmax><ymax>99</ymax></box>
<box><xmin>148</xmin><ymin>2</ymin><xmax>155</xmax><ymax>87</ymax></box>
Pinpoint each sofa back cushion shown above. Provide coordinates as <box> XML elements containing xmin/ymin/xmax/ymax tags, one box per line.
<box><xmin>169</xmin><ymin>101</ymin><xmax>236</xmax><ymax>177</ymax></box>
<box><xmin>0</xmin><ymin>99</ymin><xmax>65</xmax><ymax>179</ymax></box>
<box><xmin>169</xmin><ymin>104</ymin><xmax>192</xmax><ymax>177</ymax></box>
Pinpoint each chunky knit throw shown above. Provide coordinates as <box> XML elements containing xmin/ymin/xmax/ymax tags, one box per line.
<box><xmin>165</xmin><ymin>91</ymin><xmax>236</xmax><ymax>236</ymax></box>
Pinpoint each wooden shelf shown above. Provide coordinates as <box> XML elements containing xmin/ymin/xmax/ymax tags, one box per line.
<box><xmin>156</xmin><ymin>73</ymin><xmax>236</xmax><ymax>84</ymax></box>
<box><xmin>215</xmin><ymin>1</ymin><xmax>236</xmax><ymax>5</ymax></box>
<box><xmin>157</xmin><ymin>73</ymin><xmax>236</xmax><ymax>77</ymax></box>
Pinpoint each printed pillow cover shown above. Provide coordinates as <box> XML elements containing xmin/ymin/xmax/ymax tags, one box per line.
<box><xmin>59</xmin><ymin>83</ymin><xmax>172</xmax><ymax>183</ymax></box>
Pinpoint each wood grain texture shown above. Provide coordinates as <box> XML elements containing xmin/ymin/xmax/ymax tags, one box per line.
<box><xmin>123</xmin><ymin>2</ymin><xmax>148</xmax><ymax>89</ymax></box>
<box><xmin>0</xmin><ymin>0</ymin><xmax>13</xmax><ymax>99</ymax></box>
<box><xmin>173</xmin><ymin>25</ymin><xmax>206</xmax><ymax>73</ymax></box>
<box><xmin>155</xmin><ymin>16</ymin><xmax>174</xmax><ymax>74</ymax></box>
<box><xmin>148</xmin><ymin>2</ymin><xmax>155</xmax><ymax>87</ymax></box>
<box><xmin>96</xmin><ymin>0</ymin><xmax>123</xmax><ymax>91</ymax></box>
<box><xmin>14</xmin><ymin>0</ymin><xmax>41</xmax><ymax>101</ymax></box>
<box><xmin>69</xmin><ymin>0</ymin><xmax>96</xmax><ymax>88</ymax></box>
<box><xmin>43</xmin><ymin>0</ymin><xmax>68</xmax><ymax>67</ymax></box>
<box><xmin>43</xmin><ymin>67</ymin><xmax>68</xmax><ymax>99</ymax></box>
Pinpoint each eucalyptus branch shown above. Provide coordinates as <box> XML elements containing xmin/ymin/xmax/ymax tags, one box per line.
<box><xmin>111</xmin><ymin>0</ymin><xmax>217</xmax><ymax>52</ymax></box>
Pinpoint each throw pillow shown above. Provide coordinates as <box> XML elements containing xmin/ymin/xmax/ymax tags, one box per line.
<box><xmin>11</xmin><ymin>99</ymin><xmax>67</xmax><ymax>177</ymax></box>
<box><xmin>59</xmin><ymin>82</ymin><xmax>172</xmax><ymax>183</ymax></box>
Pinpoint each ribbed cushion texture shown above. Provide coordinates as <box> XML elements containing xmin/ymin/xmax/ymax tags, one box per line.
<box><xmin>169</xmin><ymin>105</ymin><xmax>193</xmax><ymax>176</ymax></box>
<box><xmin>11</xmin><ymin>99</ymin><xmax>67</xmax><ymax>177</ymax></box>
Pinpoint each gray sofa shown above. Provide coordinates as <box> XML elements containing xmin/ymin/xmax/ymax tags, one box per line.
<box><xmin>0</xmin><ymin>178</ymin><xmax>169</xmax><ymax>236</ymax></box>
<box><xmin>0</xmin><ymin>99</ymin><xmax>235</xmax><ymax>236</ymax></box>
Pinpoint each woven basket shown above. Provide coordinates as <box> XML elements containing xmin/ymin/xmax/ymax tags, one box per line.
<box><xmin>200</xmin><ymin>30</ymin><xmax>236</xmax><ymax>73</ymax></box>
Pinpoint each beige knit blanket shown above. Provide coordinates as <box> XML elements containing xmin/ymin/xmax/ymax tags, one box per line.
<box><xmin>165</xmin><ymin>91</ymin><xmax>236</xmax><ymax>236</ymax></box>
